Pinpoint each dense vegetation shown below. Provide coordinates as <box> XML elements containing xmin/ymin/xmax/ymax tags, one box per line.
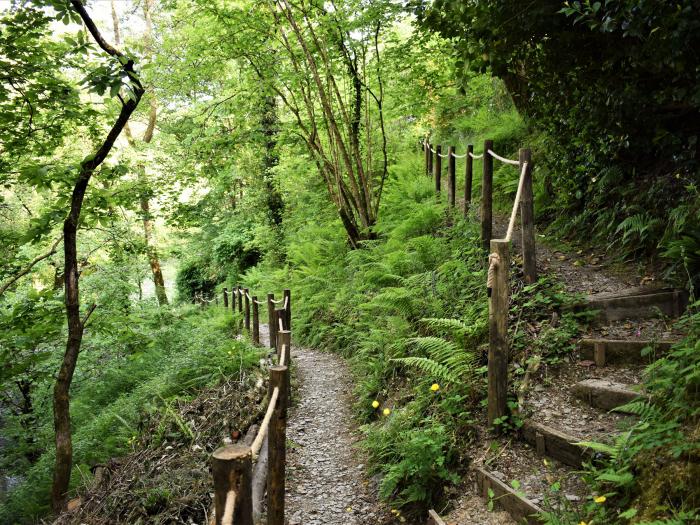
<box><xmin>0</xmin><ymin>0</ymin><xmax>697</xmax><ymax>523</ymax></box>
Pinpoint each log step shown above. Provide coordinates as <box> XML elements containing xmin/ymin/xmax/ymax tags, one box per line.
<box><xmin>586</xmin><ymin>289</ymin><xmax>688</xmax><ymax>323</ymax></box>
<box><xmin>572</xmin><ymin>379</ymin><xmax>642</xmax><ymax>412</ymax></box>
<box><xmin>521</xmin><ymin>420</ymin><xmax>599</xmax><ymax>468</ymax></box>
<box><xmin>427</xmin><ymin>509</ymin><xmax>447</xmax><ymax>525</ymax></box>
<box><xmin>579</xmin><ymin>339</ymin><xmax>674</xmax><ymax>366</ymax></box>
<box><xmin>475</xmin><ymin>467</ymin><xmax>543</xmax><ymax>525</ymax></box>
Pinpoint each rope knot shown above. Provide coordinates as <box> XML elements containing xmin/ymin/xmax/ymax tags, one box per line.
<box><xmin>487</xmin><ymin>252</ymin><xmax>500</xmax><ymax>290</ymax></box>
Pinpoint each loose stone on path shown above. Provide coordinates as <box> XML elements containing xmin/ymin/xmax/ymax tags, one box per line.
<box><xmin>285</xmin><ymin>349</ymin><xmax>381</xmax><ymax>525</ymax></box>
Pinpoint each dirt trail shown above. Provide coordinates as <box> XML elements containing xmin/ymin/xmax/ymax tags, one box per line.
<box><xmin>260</xmin><ymin>326</ymin><xmax>388</xmax><ymax>524</ymax></box>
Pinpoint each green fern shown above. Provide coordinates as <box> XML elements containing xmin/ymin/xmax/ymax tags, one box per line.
<box><xmin>390</xmin><ymin>325</ymin><xmax>480</xmax><ymax>388</ymax></box>
<box><xmin>391</xmin><ymin>356</ymin><xmax>460</xmax><ymax>384</ymax></box>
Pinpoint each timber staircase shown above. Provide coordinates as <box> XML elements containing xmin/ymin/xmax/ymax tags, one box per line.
<box><xmin>431</xmin><ymin>287</ymin><xmax>688</xmax><ymax>524</ymax></box>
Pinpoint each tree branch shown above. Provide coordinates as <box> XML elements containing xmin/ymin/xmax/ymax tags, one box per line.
<box><xmin>0</xmin><ymin>236</ymin><xmax>63</xmax><ymax>296</ymax></box>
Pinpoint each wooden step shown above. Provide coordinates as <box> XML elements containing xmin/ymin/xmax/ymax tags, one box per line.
<box><xmin>475</xmin><ymin>467</ymin><xmax>543</xmax><ymax>525</ymax></box>
<box><xmin>520</xmin><ymin>420</ymin><xmax>599</xmax><ymax>468</ymax></box>
<box><xmin>572</xmin><ymin>379</ymin><xmax>642</xmax><ymax>412</ymax></box>
<box><xmin>586</xmin><ymin>289</ymin><xmax>688</xmax><ymax>322</ymax></box>
<box><xmin>427</xmin><ymin>509</ymin><xmax>447</xmax><ymax>525</ymax></box>
<box><xmin>579</xmin><ymin>338</ymin><xmax>674</xmax><ymax>366</ymax></box>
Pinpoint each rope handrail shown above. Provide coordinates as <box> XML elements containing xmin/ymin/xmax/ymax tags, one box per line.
<box><xmin>251</xmin><ymin>386</ymin><xmax>279</xmax><ymax>457</ymax></box>
<box><xmin>283</xmin><ymin>296</ymin><xmax>289</xmax><ymax>310</ymax></box>
<box><xmin>278</xmin><ymin>316</ymin><xmax>284</xmax><ymax>331</ymax></box>
<box><xmin>253</xmin><ymin>299</ymin><xmax>264</xmax><ymax>305</ymax></box>
<box><xmin>437</xmin><ymin>152</ymin><xmax>450</xmax><ymax>158</ymax></box>
<box><xmin>279</xmin><ymin>344</ymin><xmax>287</xmax><ymax>367</ymax></box>
<box><xmin>487</xmin><ymin>149</ymin><xmax>519</xmax><ymax>166</ymax></box>
<box><xmin>451</xmin><ymin>152</ymin><xmax>468</xmax><ymax>159</ymax></box>
<box><xmin>221</xmin><ymin>489</ymin><xmax>236</xmax><ymax>525</ymax></box>
<box><xmin>504</xmin><ymin>161</ymin><xmax>528</xmax><ymax>242</ymax></box>
<box><xmin>469</xmin><ymin>152</ymin><xmax>484</xmax><ymax>160</ymax></box>
<box><xmin>270</xmin><ymin>298</ymin><xmax>283</xmax><ymax>305</ymax></box>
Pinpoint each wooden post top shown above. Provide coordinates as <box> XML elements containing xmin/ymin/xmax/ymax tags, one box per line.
<box><xmin>213</xmin><ymin>443</ymin><xmax>252</xmax><ymax>462</ymax></box>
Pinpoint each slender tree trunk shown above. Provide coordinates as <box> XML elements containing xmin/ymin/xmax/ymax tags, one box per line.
<box><xmin>52</xmin><ymin>1</ymin><xmax>143</xmax><ymax>512</ymax></box>
<box><xmin>261</xmin><ymin>94</ymin><xmax>284</xmax><ymax>225</ymax></box>
<box><xmin>113</xmin><ymin>0</ymin><xmax>168</xmax><ymax>305</ymax></box>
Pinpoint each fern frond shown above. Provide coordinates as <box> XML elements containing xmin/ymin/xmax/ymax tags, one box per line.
<box><xmin>419</xmin><ymin>318</ymin><xmax>468</xmax><ymax>338</ymax></box>
<box><xmin>391</xmin><ymin>356</ymin><xmax>460</xmax><ymax>384</ymax></box>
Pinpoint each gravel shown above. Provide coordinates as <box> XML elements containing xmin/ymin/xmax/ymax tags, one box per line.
<box><xmin>285</xmin><ymin>349</ymin><xmax>387</xmax><ymax>525</ymax></box>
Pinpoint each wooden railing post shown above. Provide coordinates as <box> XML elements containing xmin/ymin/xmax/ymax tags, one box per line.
<box><xmin>237</xmin><ymin>285</ymin><xmax>243</xmax><ymax>313</ymax></box>
<box><xmin>427</xmin><ymin>143</ymin><xmax>433</xmax><ymax>178</ymax></box>
<box><xmin>267</xmin><ymin>365</ymin><xmax>288</xmax><ymax>525</ymax></box>
<box><xmin>424</xmin><ymin>142</ymin><xmax>430</xmax><ymax>176</ymax></box>
<box><xmin>283</xmin><ymin>288</ymin><xmax>291</xmax><ymax>331</ymax></box>
<box><xmin>464</xmin><ymin>144</ymin><xmax>474</xmax><ymax>216</ymax></box>
<box><xmin>519</xmin><ymin>148</ymin><xmax>537</xmax><ymax>284</ymax></box>
<box><xmin>211</xmin><ymin>443</ymin><xmax>253</xmax><ymax>525</ymax></box>
<box><xmin>223</xmin><ymin>288</ymin><xmax>229</xmax><ymax>309</ymax></box>
<box><xmin>244</xmin><ymin>288</ymin><xmax>251</xmax><ymax>331</ymax></box>
<box><xmin>434</xmin><ymin>145</ymin><xmax>442</xmax><ymax>195</ymax></box>
<box><xmin>488</xmin><ymin>239</ymin><xmax>510</xmax><ymax>427</ymax></box>
<box><xmin>267</xmin><ymin>293</ymin><xmax>277</xmax><ymax>350</ymax></box>
<box><xmin>447</xmin><ymin>146</ymin><xmax>456</xmax><ymax>208</ymax></box>
<box><xmin>252</xmin><ymin>296</ymin><xmax>260</xmax><ymax>345</ymax></box>
<box><xmin>481</xmin><ymin>140</ymin><xmax>494</xmax><ymax>249</ymax></box>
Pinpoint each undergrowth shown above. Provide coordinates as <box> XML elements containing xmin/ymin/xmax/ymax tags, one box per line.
<box><xmin>0</xmin><ymin>305</ymin><xmax>260</xmax><ymax>523</ymax></box>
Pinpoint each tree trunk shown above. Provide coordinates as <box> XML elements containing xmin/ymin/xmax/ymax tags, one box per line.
<box><xmin>51</xmin><ymin>0</ymin><xmax>144</xmax><ymax>512</ymax></box>
<box><xmin>261</xmin><ymin>94</ymin><xmax>284</xmax><ymax>226</ymax></box>
<box><xmin>140</xmin><ymin>190</ymin><xmax>168</xmax><ymax>305</ymax></box>
<box><xmin>114</xmin><ymin>0</ymin><xmax>167</xmax><ymax>305</ymax></box>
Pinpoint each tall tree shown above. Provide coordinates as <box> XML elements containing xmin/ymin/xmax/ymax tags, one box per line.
<box><xmin>113</xmin><ymin>0</ymin><xmax>168</xmax><ymax>305</ymax></box>
<box><xmin>51</xmin><ymin>0</ymin><xmax>144</xmax><ymax>511</ymax></box>
<box><xmin>204</xmin><ymin>0</ymin><xmax>395</xmax><ymax>247</ymax></box>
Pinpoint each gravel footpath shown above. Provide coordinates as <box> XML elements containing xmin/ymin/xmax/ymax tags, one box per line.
<box><xmin>259</xmin><ymin>325</ymin><xmax>389</xmax><ymax>524</ymax></box>
<box><xmin>285</xmin><ymin>349</ymin><xmax>384</xmax><ymax>524</ymax></box>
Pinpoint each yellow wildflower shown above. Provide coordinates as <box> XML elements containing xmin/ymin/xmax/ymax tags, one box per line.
<box><xmin>594</xmin><ymin>495</ymin><xmax>606</xmax><ymax>504</ymax></box>
<box><xmin>383</xmin><ymin>408</ymin><xmax>391</xmax><ymax>416</ymax></box>
<box><xmin>578</xmin><ymin>522</ymin><xmax>587</xmax><ymax>525</ymax></box>
<box><xmin>543</xmin><ymin>458</ymin><xmax>549</xmax><ymax>467</ymax></box>
<box><xmin>430</xmin><ymin>383</ymin><xmax>440</xmax><ymax>392</ymax></box>
<box><xmin>372</xmin><ymin>400</ymin><xmax>380</xmax><ymax>409</ymax></box>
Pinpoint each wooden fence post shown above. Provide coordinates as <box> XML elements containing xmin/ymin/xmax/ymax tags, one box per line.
<box><xmin>488</xmin><ymin>239</ymin><xmax>510</xmax><ymax>427</ymax></box>
<box><xmin>519</xmin><ymin>148</ymin><xmax>537</xmax><ymax>284</ymax></box>
<box><xmin>267</xmin><ymin>293</ymin><xmax>276</xmax><ymax>350</ymax></box>
<box><xmin>211</xmin><ymin>443</ymin><xmax>253</xmax><ymax>525</ymax></box>
<box><xmin>223</xmin><ymin>288</ymin><xmax>229</xmax><ymax>309</ymax></box>
<box><xmin>283</xmin><ymin>289</ymin><xmax>291</xmax><ymax>331</ymax></box>
<box><xmin>275</xmin><ymin>310</ymin><xmax>285</xmax><ymax>345</ymax></box>
<box><xmin>481</xmin><ymin>139</ymin><xmax>494</xmax><ymax>250</ymax></box>
<box><xmin>434</xmin><ymin>145</ymin><xmax>442</xmax><ymax>195</ymax></box>
<box><xmin>244</xmin><ymin>288</ymin><xmax>251</xmax><ymax>331</ymax></box>
<box><xmin>448</xmin><ymin>146</ymin><xmax>456</xmax><ymax>208</ymax></box>
<box><xmin>427</xmin><ymin>143</ymin><xmax>433</xmax><ymax>178</ymax></box>
<box><xmin>464</xmin><ymin>144</ymin><xmax>474</xmax><ymax>216</ymax></box>
<box><xmin>238</xmin><ymin>286</ymin><xmax>243</xmax><ymax>313</ymax></box>
<box><xmin>424</xmin><ymin>142</ymin><xmax>430</xmax><ymax>176</ymax></box>
<box><xmin>252</xmin><ymin>296</ymin><xmax>260</xmax><ymax>345</ymax></box>
<box><xmin>267</xmin><ymin>365</ymin><xmax>288</xmax><ymax>525</ymax></box>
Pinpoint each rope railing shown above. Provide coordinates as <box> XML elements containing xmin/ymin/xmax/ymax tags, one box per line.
<box><xmin>487</xmin><ymin>149</ymin><xmax>519</xmax><ymax>166</ymax></box>
<box><xmin>251</xmin><ymin>386</ymin><xmax>279</xmax><ymax>458</ymax></box>
<box><xmin>424</xmin><ymin>138</ymin><xmax>537</xmax><ymax>432</ymax></box>
<box><xmin>212</xmin><ymin>287</ymin><xmax>293</xmax><ymax>525</ymax></box>
<box><xmin>221</xmin><ymin>490</ymin><xmax>236</xmax><ymax>525</ymax></box>
<box><xmin>504</xmin><ymin>161</ymin><xmax>529</xmax><ymax>243</ymax></box>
